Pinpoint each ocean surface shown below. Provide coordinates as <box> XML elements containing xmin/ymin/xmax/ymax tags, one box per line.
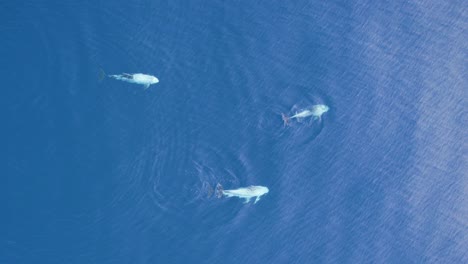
<box><xmin>3</xmin><ymin>0</ymin><xmax>467</xmax><ymax>263</ymax></box>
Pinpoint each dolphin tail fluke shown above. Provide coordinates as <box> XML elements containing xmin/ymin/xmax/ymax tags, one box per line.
<box><xmin>98</xmin><ymin>68</ymin><xmax>106</xmax><ymax>81</ymax></box>
<box><xmin>281</xmin><ymin>113</ymin><xmax>290</xmax><ymax>127</ymax></box>
<box><xmin>216</xmin><ymin>183</ymin><xmax>224</xmax><ymax>198</ymax></box>
<box><xmin>205</xmin><ymin>183</ymin><xmax>214</xmax><ymax>198</ymax></box>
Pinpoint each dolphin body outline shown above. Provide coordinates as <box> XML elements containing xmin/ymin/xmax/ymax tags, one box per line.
<box><xmin>100</xmin><ymin>69</ymin><xmax>159</xmax><ymax>89</ymax></box>
<box><xmin>283</xmin><ymin>104</ymin><xmax>329</xmax><ymax>125</ymax></box>
<box><xmin>216</xmin><ymin>184</ymin><xmax>269</xmax><ymax>204</ymax></box>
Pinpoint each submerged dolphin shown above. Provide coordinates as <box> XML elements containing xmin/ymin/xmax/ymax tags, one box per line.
<box><xmin>216</xmin><ymin>184</ymin><xmax>269</xmax><ymax>204</ymax></box>
<box><xmin>282</xmin><ymin>104</ymin><xmax>329</xmax><ymax>125</ymax></box>
<box><xmin>100</xmin><ymin>69</ymin><xmax>159</xmax><ymax>89</ymax></box>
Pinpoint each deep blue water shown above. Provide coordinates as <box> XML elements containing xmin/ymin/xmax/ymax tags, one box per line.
<box><xmin>3</xmin><ymin>0</ymin><xmax>467</xmax><ymax>263</ymax></box>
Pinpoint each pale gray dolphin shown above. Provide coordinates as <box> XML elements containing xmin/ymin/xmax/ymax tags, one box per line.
<box><xmin>216</xmin><ymin>184</ymin><xmax>269</xmax><ymax>204</ymax></box>
<box><xmin>283</xmin><ymin>104</ymin><xmax>329</xmax><ymax>125</ymax></box>
<box><xmin>100</xmin><ymin>69</ymin><xmax>159</xmax><ymax>89</ymax></box>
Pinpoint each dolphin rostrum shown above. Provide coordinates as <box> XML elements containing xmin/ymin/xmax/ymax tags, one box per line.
<box><xmin>216</xmin><ymin>183</ymin><xmax>269</xmax><ymax>204</ymax></box>
<box><xmin>282</xmin><ymin>104</ymin><xmax>329</xmax><ymax>125</ymax></box>
<box><xmin>100</xmin><ymin>69</ymin><xmax>159</xmax><ymax>89</ymax></box>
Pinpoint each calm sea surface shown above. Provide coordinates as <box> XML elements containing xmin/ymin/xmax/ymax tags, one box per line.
<box><xmin>3</xmin><ymin>0</ymin><xmax>467</xmax><ymax>263</ymax></box>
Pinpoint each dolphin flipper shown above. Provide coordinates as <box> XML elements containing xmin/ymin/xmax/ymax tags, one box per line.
<box><xmin>144</xmin><ymin>84</ymin><xmax>151</xmax><ymax>90</ymax></box>
<box><xmin>254</xmin><ymin>196</ymin><xmax>261</xmax><ymax>204</ymax></box>
<box><xmin>243</xmin><ymin>197</ymin><xmax>252</xmax><ymax>204</ymax></box>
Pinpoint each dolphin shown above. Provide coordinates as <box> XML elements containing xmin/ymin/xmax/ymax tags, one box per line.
<box><xmin>100</xmin><ymin>69</ymin><xmax>159</xmax><ymax>89</ymax></box>
<box><xmin>216</xmin><ymin>184</ymin><xmax>269</xmax><ymax>204</ymax></box>
<box><xmin>282</xmin><ymin>104</ymin><xmax>329</xmax><ymax>125</ymax></box>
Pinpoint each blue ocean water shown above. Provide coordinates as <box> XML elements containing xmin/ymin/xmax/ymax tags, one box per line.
<box><xmin>3</xmin><ymin>0</ymin><xmax>467</xmax><ymax>263</ymax></box>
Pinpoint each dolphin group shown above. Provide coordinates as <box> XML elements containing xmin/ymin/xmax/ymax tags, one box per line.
<box><xmin>99</xmin><ymin>68</ymin><xmax>331</xmax><ymax>206</ymax></box>
<box><xmin>216</xmin><ymin>183</ymin><xmax>269</xmax><ymax>204</ymax></box>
